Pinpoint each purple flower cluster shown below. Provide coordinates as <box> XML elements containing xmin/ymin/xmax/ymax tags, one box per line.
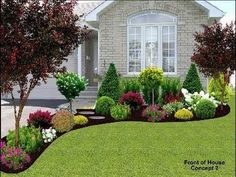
<box><xmin>0</xmin><ymin>141</ymin><xmax>30</xmax><ymax>170</ymax></box>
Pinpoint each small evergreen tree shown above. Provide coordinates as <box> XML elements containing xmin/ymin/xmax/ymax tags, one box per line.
<box><xmin>97</xmin><ymin>63</ymin><xmax>121</xmax><ymax>102</ymax></box>
<box><xmin>182</xmin><ymin>64</ymin><xmax>203</xmax><ymax>93</ymax></box>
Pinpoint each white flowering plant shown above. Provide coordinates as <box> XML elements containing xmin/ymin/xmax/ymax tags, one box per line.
<box><xmin>42</xmin><ymin>127</ymin><xmax>57</xmax><ymax>143</ymax></box>
<box><xmin>181</xmin><ymin>88</ymin><xmax>220</xmax><ymax>111</ymax></box>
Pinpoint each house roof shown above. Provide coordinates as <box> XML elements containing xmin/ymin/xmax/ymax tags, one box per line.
<box><xmin>84</xmin><ymin>0</ymin><xmax>225</xmax><ymax>21</ymax></box>
<box><xmin>74</xmin><ymin>1</ymin><xmax>105</xmax><ymax>17</ymax></box>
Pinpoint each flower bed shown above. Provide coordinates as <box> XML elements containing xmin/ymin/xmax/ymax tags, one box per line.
<box><xmin>0</xmin><ymin>103</ymin><xmax>230</xmax><ymax>174</ymax></box>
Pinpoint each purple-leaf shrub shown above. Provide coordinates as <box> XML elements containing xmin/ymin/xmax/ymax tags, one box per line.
<box><xmin>27</xmin><ymin>110</ymin><xmax>52</xmax><ymax>129</ymax></box>
<box><xmin>119</xmin><ymin>92</ymin><xmax>144</xmax><ymax>110</ymax></box>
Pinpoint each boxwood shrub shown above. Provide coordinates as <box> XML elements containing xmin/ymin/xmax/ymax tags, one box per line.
<box><xmin>95</xmin><ymin>96</ymin><xmax>115</xmax><ymax>115</ymax></box>
<box><xmin>196</xmin><ymin>99</ymin><xmax>216</xmax><ymax>119</ymax></box>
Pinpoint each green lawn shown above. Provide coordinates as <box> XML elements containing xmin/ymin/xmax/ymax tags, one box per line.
<box><xmin>2</xmin><ymin>97</ymin><xmax>235</xmax><ymax>177</ymax></box>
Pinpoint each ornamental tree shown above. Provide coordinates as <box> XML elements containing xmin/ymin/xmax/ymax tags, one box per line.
<box><xmin>56</xmin><ymin>72</ymin><xmax>88</xmax><ymax>112</ymax></box>
<box><xmin>139</xmin><ymin>67</ymin><xmax>164</xmax><ymax>105</ymax></box>
<box><xmin>191</xmin><ymin>21</ymin><xmax>235</xmax><ymax>105</ymax></box>
<box><xmin>0</xmin><ymin>0</ymin><xmax>89</xmax><ymax>146</ymax></box>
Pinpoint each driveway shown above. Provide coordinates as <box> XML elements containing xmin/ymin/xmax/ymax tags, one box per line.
<box><xmin>1</xmin><ymin>99</ymin><xmax>66</xmax><ymax>138</ymax></box>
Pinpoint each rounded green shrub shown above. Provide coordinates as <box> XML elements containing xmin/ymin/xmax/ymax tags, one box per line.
<box><xmin>163</xmin><ymin>102</ymin><xmax>184</xmax><ymax>116</ymax></box>
<box><xmin>7</xmin><ymin>126</ymin><xmax>43</xmax><ymax>153</ymax></box>
<box><xmin>182</xmin><ymin>64</ymin><xmax>203</xmax><ymax>94</ymax></box>
<box><xmin>208</xmin><ymin>74</ymin><xmax>230</xmax><ymax>103</ymax></box>
<box><xmin>196</xmin><ymin>99</ymin><xmax>216</xmax><ymax>119</ymax></box>
<box><xmin>52</xmin><ymin>109</ymin><xmax>75</xmax><ymax>133</ymax></box>
<box><xmin>97</xmin><ymin>63</ymin><xmax>121</xmax><ymax>102</ymax></box>
<box><xmin>110</xmin><ymin>104</ymin><xmax>131</xmax><ymax>120</ymax></box>
<box><xmin>174</xmin><ymin>108</ymin><xmax>193</xmax><ymax>120</ymax></box>
<box><xmin>74</xmin><ymin>115</ymin><xmax>88</xmax><ymax>125</ymax></box>
<box><xmin>95</xmin><ymin>96</ymin><xmax>115</xmax><ymax>115</ymax></box>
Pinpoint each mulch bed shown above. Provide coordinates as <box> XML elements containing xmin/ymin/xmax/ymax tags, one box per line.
<box><xmin>0</xmin><ymin>104</ymin><xmax>230</xmax><ymax>174</ymax></box>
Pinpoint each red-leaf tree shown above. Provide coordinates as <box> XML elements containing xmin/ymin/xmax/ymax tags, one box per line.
<box><xmin>191</xmin><ymin>21</ymin><xmax>235</xmax><ymax>105</ymax></box>
<box><xmin>0</xmin><ymin>0</ymin><xmax>89</xmax><ymax>145</ymax></box>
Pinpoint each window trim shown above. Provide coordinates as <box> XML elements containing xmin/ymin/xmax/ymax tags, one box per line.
<box><xmin>127</xmin><ymin>11</ymin><xmax>177</xmax><ymax>75</ymax></box>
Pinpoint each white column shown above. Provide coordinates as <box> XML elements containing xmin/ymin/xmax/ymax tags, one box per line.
<box><xmin>97</xmin><ymin>29</ymin><xmax>100</xmax><ymax>75</ymax></box>
<box><xmin>77</xmin><ymin>45</ymin><xmax>82</xmax><ymax>75</ymax></box>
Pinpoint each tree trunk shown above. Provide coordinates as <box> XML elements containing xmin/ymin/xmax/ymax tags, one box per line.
<box><xmin>15</xmin><ymin>118</ymin><xmax>20</xmax><ymax>146</ymax></box>
<box><xmin>218</xmin><ymin>75</ymin><xmax>226</xmax><ymax>110</ymax></box>
<box><xmin>69</xmin><ymin>99</ymin><xmax>73</xmax><ymax>113</ymax></box>
<box><xmin>152</xmin><ymin>88</ymin><xmax>155</xmax><ymax>105</ymax></box>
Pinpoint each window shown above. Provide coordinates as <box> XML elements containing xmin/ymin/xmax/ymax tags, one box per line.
<box><xmin>128</xmin><ymin>11</ymin><xmax>177</xmax><ymax>74</ymax></box>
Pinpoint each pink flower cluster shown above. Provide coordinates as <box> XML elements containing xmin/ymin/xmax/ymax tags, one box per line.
<box><xmin>0</xmin><ymin>141</ymin><xmax>31</xmax><ymax>170</ymax></box>
<box><xmin>143</xmin><ymin>104</ymin><xmax>167</xmax><ymax>122</ymax></box>
<box><xmin>27</xmin><ymin>110</ymin><xmax>52</xmax><ymax>128</ymax></box>
<box><xmin>119</xmin><ymin>92</ymin><xmax>144</xmax><ymax>110</ymax></box>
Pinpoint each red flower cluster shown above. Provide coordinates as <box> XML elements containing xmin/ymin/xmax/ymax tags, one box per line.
<box><xmin>119</xmin><ymin>92</ymin><xmax>144</xmax><ymax>110</ymax></box>
<box><xmin>27</xmin><ymin>110</ymin><xmax>52</xmax><ymax>129</ymax></box>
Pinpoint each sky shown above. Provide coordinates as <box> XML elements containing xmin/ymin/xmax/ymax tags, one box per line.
<box><xmin>209</xmin><ymin>1</ymin><xmax>235</xmax><ymax>25</ymax></box>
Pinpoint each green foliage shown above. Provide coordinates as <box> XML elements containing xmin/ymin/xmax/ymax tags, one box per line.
<box><xmin>141</xmin><ymin>86</ymin><xmax>160</xmax><ymax>105</ymax></box>
<box><xmin>161</xmin><ymin>77</ymin><xmax>181</xmax><ymax>97</ymax></box>
<box><xmin>139</xmin><ymin>67</ymin><xmax>164</xmax><ymax>89</ymax></box>
<box><xmin>163</xmin><ymin>102</ymin><xmax>184</xmax><ymax>116</ymax></box>
<box><xmin>208</xmin><ymin>74</ymin><xmax>230</xmax><ymax>103</ymax></box>
<box><xmin>56</xmin><ymin>72</ymin><xmax>87</xmax><ymax>101</ymax></box>
<box><xmin>182</xmin><ymin>64</ymin><xmax>203</xmax><ymax>93</ymax></box>
<box><xmin>74</xmin><ymin>115</ymin><xmax>88</xmax><ymax>125</ymax></box>
<box><xmin>196</xmin><ymin>99</ymin><xmax>216</xmax><ymax>119</ymax></box>
<box><xmin>110</xmin><ymin>104</ymin><xmax>131</xmax><ymax>120</ymax></box>
<box><xmin>174</xmin><ymin>108</ymin><xmax>193</xmax><ymax>120</ymax></box>
<box><xmin>52</xmin><ymin>109</ymin><xmax>75</xmax><ymax>133</ymax></box>
<box><xmin>139</xmin><ymin>67</ymin><xmax>164</xmax><ymax>104</ymax></box>
<box><xmin>97</xmin><ymin>63</ymin><xmax>121</xmax><ymax>102</ymax></box>
<box><xmin>120</xmin><ymin>77</ymin><xmax>141</xmax><ymax>94</ymax></box>
<box><xmin>95</xmin><ymin>96</ymin><xmax>115</xmax><ymax>115</ymax></box>
<box><xmin>7</xmin><ymin>126</ymin><xmax>43</xmax><ymax>153</ymax></box>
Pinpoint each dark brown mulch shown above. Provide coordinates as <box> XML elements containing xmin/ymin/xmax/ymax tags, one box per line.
<box><xmin>0</xmin><ymin>104</ymin><xmax>230</xmax><ymax>174</ymax></box>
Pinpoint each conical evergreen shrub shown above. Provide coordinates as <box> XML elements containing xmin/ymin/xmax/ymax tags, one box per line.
<box><xmin>182</xmin><ymin>64</ymin><xmax>203</xmax><ymax>93</ymax></box>
<box><xmin>97</xmin><ymin>63</ymin><xmax>121</xmax><ymax>102</ymax></box>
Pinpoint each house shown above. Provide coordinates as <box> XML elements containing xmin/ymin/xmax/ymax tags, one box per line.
<box><xmin>7</xmin><ymin>0</ymin><xmax>225</xmax><ymax>99</ymax></box>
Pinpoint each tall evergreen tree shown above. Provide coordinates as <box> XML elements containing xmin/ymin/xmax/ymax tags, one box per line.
<box><xmin>182</xmin><ymin>64</ymin><xmax>203</xmax><ymax>93</ymax></box>
<box><xmin>97</xmin><ymin>63</ymin><xmax>121</xmax><ymax>102</ymax></box>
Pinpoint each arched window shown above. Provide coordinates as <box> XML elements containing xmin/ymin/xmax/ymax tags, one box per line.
<box><xmin>127</xmin><ymin>11</ymin><xmax>177</xmax><ymax>74</ymax></box>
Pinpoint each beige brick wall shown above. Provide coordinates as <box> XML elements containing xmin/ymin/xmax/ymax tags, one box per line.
<box><xmin>98</xmin><ymin>0</ymin><xmax>209</xmax><ymax>86</ymax></box>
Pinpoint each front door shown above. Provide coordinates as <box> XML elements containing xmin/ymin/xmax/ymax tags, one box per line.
<box><xmin>85</xmin><ymin>34</ymin><xmax>98</xmax><ymax>86</ymax></box>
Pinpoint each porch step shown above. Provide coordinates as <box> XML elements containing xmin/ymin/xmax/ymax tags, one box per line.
<box><xmin>78</xmin><ymin>86</ymin><xmax>98</xmax><ymax>99</ymax></box>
